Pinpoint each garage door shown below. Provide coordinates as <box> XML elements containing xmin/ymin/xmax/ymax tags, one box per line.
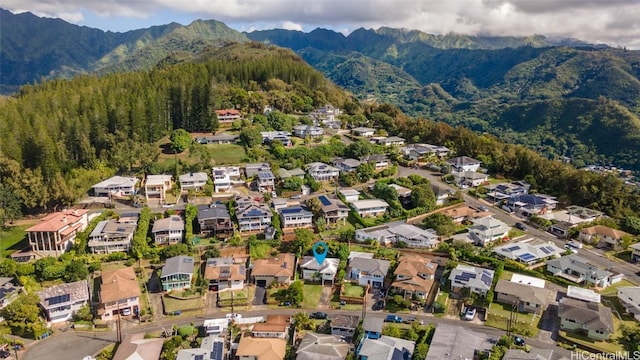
<box><xmin>257</xmin><ymin>280</ymin><xmax>267</xmax><ymax>287</ymax></box>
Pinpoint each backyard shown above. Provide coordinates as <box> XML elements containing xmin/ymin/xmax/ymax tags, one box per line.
<box><xmin>485</xmin><ymin>302</ymin><xmax>540</xmax><ymax>337</ymax></box>
<box><xmin>0</xmin><ymin>223</ymin><xmax>32</xmax><ymax>257</ymax></box>
<box><xmin>208</xmin><ymin>144</ymin><xmax>246</xmax><ymax>165</ymax></box>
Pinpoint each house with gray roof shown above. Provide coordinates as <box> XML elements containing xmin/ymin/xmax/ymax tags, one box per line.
<box><xmin>448</xmin><ymin>264</ymin><xmax>494</xmax><ymax>296</ymax></box>
<box><xmin>179</xmin><ymin>172</ymin><xmax>209</xmax><ymax>192</ymax></box>
<box><xmin>279</xmin><ymin>205</ymin><xmax>313</xmax><ymax>230</ymax></box>
<box><xmin>197</xmin><ymin>203</ymin><xmax>233</xmax><ymax>236</ymax></box>
<box><xmin>177</xmin><ymin>335</ymin><xmax>225</xmax><ymax>360</ymax></box>
<box><xmin>348</xmin><ymin>255</ymin><xmax>390</xmax><ymax>288</ymax></box>
<box><xmin>446</xmin><ymin>156</ymin><xmax>482</xmax><ymax>173</ymax></box>
<box><xmin>495</xmin><ymin>279</ymin><xmax>550</xmax><ymax>314</ymax></box>
<box><xmin>558</xmin><ymin>297</ymin><xmax>614</xmax><ymax>340</ymax></box>
<box><xmin>630</xmin><ymin>242</ymin><xmax>640</xmax><ymax>262</ymax></box>
<box><xmin>152</xmin><ymin>215</ymin><xmax>184</xmax><ymax>245</ymax></box>
<box><xmin>235</xmin><ymin>197</ymin><xmax>272</xmax><ymax>232</ymax></box>
<box><xmin>88</xmin><ymin>218</ymin><xmax>137</xmax><ymax>254</ymax></box>
<box><xmin>92</xmin><ymin>176</ymin><xmax>138</xmax><ymax>197</ymax></box>
<box><xmin>493</xmin><ymin>238</ymin><xmax>563</xmax><ymax>265</ymax></box>
<box><xmin>330</xmin><ymin>315</ymin><xmax>360</xmax><ymax>338</ymax></box>
<box><xmin>160</xmin><ymin>256</ymin><xmax>195</xmax><ymax>291</ymax></box>
<box><xmin>294</xmin><ymin>125</ymin><xmax>324</xmax><ymax>138</ymax></box>
<box><xmin>362</xmin><ymin>317</ymin><xmax>384</xmax><ymax>340</ymax></box>
<box><xmin>546</xmin><ymin>254</ymin><xmax>619</xmax><ymax>288</ymax></box>
<box><xmin>37</xmin><ymin>280</ymin><xmax>90</xmax><ymax>324</ymax></box>
<box><xmin>425</xmin><ymin>324</ymin><xmax>494</xmax><ymax>360</ymax></box>
<box><xmin>358</xmin><ymin>336</ymin><xmax>414</xmax><ymax>360</ymax></box>
<box><xmin>300</xmin><ymin>256</ymin><xmax>339</xmax><ymax>285</ymax></box>
<box><xmin>278</xmin><ymin>168</ymin><xmax>305</xmax><ymax>179</ymax></box>
<box><xmin>0</xmin><ymin>277</ymin><xmax>21</xmax><ymax>313</ymax></box>
<box><xmin>307</xmin><ymin>162</ymin><xmax>339</xmax><ymax>181</ymax></box>
<box><xmin>296</xmin><ymin>332</ymin><xmax>349</xmax><ymax>360</ymax></box>
<box><xmin>195</xmin><ymin>133</ymin><xmax>238</xmax><ymax>144</ymax></box>
<box><xmin>618</xmin><ymin>286</ymin><xmax>640</xmax><ymax>322</ymax></box>
<box><xmin>332</xmin><ymin>158</ymin><xmax>362</xmax><ymax>173</ymax></box>
<box><xmin>317</xmin><ymin>195</ymin><xmax>349</xmax><ymax>225</ymax></box>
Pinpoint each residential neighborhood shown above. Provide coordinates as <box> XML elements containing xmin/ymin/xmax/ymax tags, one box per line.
<box><xmin>2</xmin><ymin>103</ymin><xmax>640</xmax><ymax>360</ymax></box>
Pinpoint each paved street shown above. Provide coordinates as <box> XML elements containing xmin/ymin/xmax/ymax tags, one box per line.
<box><xmin>23</xmin><ymin>307</ymin><xmax>573</xmax><ymax>360</ymax></box>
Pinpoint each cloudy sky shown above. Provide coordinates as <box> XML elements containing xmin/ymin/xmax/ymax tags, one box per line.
<box><xmin>5</xmin><ymin>0</ymin><xmax>640</xmax><ymax>49</ymax></box>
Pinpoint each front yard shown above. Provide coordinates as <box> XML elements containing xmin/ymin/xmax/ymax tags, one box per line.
<box><xmin>302</xmin><ymin>284</ymin><xmax>324</xmax><ymax>309</ymax></box>
<box><xmin>217</xmin><ymin>288</ymin><xmax>254</xmax><ymax>310</ymax></box>
<box><xmin>485</xmin><ymin>302</ymin><xmax>540</xmax><ymax>337</ymax></box>
<box><xmin>342</xmin><ymin>283</ymin><xmax>365</xmax><ymax>297</ymax></box>
<box><xmin>163</xmin><ymin>294</ymin><xmax>204</xmax><ymax>315</ymax></box>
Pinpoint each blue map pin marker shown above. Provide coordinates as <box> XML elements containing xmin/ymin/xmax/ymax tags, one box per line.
<box><xmin>312</xmin><ymin>241</ymin><xmax>328</xmax><ymax>265</ymax></box>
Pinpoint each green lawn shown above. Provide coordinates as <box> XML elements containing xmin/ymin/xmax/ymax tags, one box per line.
<box><xmin>342</xmin><ymin>283</ymin><xmax>365</xmax><ymax>297</ymax></box>
<box><xmin>302</xmin><ymin>284</ymin><xmax>323</xmax><ymax>309</ymax></box>
<box><xmin>208</xmin><ymin>144</ymin><xmax>246</xmax><ymax>165</ymax></box>
<box><xmin>599</xmin><ymin>279</ymin><xmax>637</xmax><ymax>296</ymax></box>
<box><xmin>249</xmin><ymin>241</ymin><xmax>274</xmax><ymax>259</ymax></box>
<box><xmin>485</xmin><ymin>302</ymin><xmax>540</xmax><ymax>337</ymax></box>
<box><xmin>0</xmin><ymin>224</ymin><xmax>31</xmax><ymax>257</ymax></box>
<box><xmin>163</xmin><ymin>295</ymin><xmax>204</xmax><ymax>314</ymax></box>
<box><xmin>560</xmin><ymin>329</ymin><xmax>623</xmax><ymax>354</ymax></box>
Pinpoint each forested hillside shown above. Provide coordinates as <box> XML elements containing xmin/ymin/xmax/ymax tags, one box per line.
<box><xmin>0</xmin><ymin>43</ymin><xmax>352</xmax><ymax>212</ymax></box>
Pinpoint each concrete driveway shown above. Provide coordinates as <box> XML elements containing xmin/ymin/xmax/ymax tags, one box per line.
<box><xmin>23</xmin><ymin>331</ymin><xmax>115</xmax><ymax>360</ymax></box>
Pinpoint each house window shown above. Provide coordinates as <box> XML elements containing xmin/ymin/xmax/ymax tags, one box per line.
<box><xmin>595</xmin><ymin>330</ymin><xmax>605</xmax><ymax>334</ymax></box>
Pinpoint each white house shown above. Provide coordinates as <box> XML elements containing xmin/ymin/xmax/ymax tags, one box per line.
<box><xmin>38</xmin><ymin>280</ymin><xmax>90</xmax><ymax>324</ymax></box>
<box><xmin>448</xmin><ymin>264</ymin><xmax>495</xmax><ymax>296</ymax></box>
<box><xmin>546</xmin><ymin>254</ymin><xmax>620</xmax><ymax>288</ymax></box>
<box><xmin>88</xmin><ymin>218</ymin><xmax>137</xmax><ymax>254</ymax></box>
<box><xmin>235</xmin><ymin>197</ymin><xmax>272</xmax><ymax>232</ymax></box>
<box><xmin>145</xmin><ymin>174</ymin><xmax>172</xmax><ymax>202</ymax></box>
<box><xmin>351</xmin><ymin>127</ymin><xmax>376</xmax><ymax>137</ymax></box>
<box><xmin>447</xmin><ymin>156</ymin><xmax>482</xmax><ymax>173</ymax></box>
<box><xmin>300</xmin><ymin>256</ymin><xmax>339</xmax><ymax>285</ymax></box>
<box><xmin>332</xmin><ymin>158</ymin><xmax>362</xmax><ymax>173</ymax></box>
<box><xmin>160</xmin><ymin>256</ymin><xmax>194</xmax><ymax>291</ymax></box>
<box><xmin>355</xmin><ymin>222</ymin><xmax>439</xmax><ymax>248</ymax></box>
<box><xmin>618</xmin><ymin>287</ymin><xmax>640</xmax><ymax>321</ymax></box>
<box><xmin>92</xmin><ymin>176</ymin><xmax>137</xmax><ymax>197</ymax></box>
<box><xmin>212</xmin><ymin>168</ymin><xmax>232</xmax><ymax>193</ymax></box>
<box><xmin>152</xmin><ymin>215</ymin><xmax>184</xmax><ymax>245</ymax></box>
<box><xmin>293</xmin><ymin>125</ymin><xmax>323</xmax><ymax>138</ymax></box>
<box><xmin>278</xmin><ymin>205</ymin><xmax>313</xmax><ymax>230</ymax></box>
<box><xmin>348</xmin><ymin>253</ymin><xmax>390</xmax><ymax>288</ymax></box>
<box><xmin>468</xmin><ymin>216</ymin><xmax>511</xmax><ymax>246</ymax></box>
<box><xmin>179</xmin><ymin>172</ymin><xmax>209</xmax><ymax>192</ymax></box>
<box><xmin>307</xmin><ymin>162</ymin><xmax>340</xmax><ymax>182</ymax></box>
<box><xmin>339</xmin><ymin>189</ymin><xmax>360</xmax><ymax>203</ymax></box>
<box><xmin>256</xmin><ymin>170</ymin><xmax>276</xmax><ymax>192</ymax></box>
<box><xmin>492</xmin><ymin>238</ymin><xmax>564</xmax><ymax>265</ymax></box>
<box><xmin>351</xmin><ymin>199</ymin><xmax>389</xmax><ymax>218</ymax></box>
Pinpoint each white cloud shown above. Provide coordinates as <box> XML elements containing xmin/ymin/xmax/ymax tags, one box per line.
<box><xmin>281</xmin><ymin>21</ymin><xmax>303</xmax><ymax>31</ymax></box>
<box><xmin>4</xmin><ymin>0</ymin><xmax>640</xmax><ymax>48</ymax></box>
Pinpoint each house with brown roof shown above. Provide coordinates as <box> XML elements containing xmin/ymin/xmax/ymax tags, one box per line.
<box><xmin>251</xmin><ymin>315</ymin><xmax>290</xmax><ymax>339</ymax></box>
<box><xmin>494</xmin><ymin>279</ymin><xmax>549</xmax><ymax>314</ymax></box>
<box><xmin>236</xmin><ymin>333</ymin><xmax>286</xmax><ymax>360</ymax></box>
<box><xmin>216</xmin><ymin>109</ymin><xmax>242</xmax><ymax>124</ymax></box>
<box><xmin>251</xmin><ymin>253</ymin><xmax>295</xmax><ymax>287</ymax></box>
<box><xmin>391</xmin><ymin>255</ymin><xmax>437</xmax><ymax>300</ymax></box>
<box><xmin>98</xmin><ymin>267</ymin><xmax>141</xmax><ymax>321</ymax></box>
<box><xmin>26</xmin><ymin>209</ymin><xmax>89</xmax><ymax>256</ymax></box>
<box><xmin>578</xmin><ymin>225</ymin><xmax>632</xmax><ymax>250</ymax></box>
<box><xmin>112</xmin><ymin>333</ymin><xmax>164</xmax><ymax>360</ymax></box>
<box><xmin>558</xmin><ymin>297</ymin><xmax>614</xmax><ymax>340</ymax></box>
<box><xmin>442</xmin><ymin>206</ymin><xmax>490</xmax><ymax>224</ymax></box>
<box><xmin>37</xmin><ymin>280</ymin><xmax>90</xmax><ymax>324</ymax></box>
<box><xmin>204</xmin><ymin>257</ymin><xmax>246</xmax><ymax>291</ymax></box>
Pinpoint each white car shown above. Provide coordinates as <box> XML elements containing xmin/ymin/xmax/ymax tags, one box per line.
<box><xmin>464</xmin><ymin>307</ymin><xmax>476</xmax><ymax>321</ymax></box>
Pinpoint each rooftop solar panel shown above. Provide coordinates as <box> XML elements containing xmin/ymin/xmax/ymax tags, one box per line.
<box><xmin>48</xmin><ymin>294</ymin><xmax>71</xmax><ymax>305</ymax></box>
<box><xmin>540</xmin><ymin>246</ymin><xmax>552</xmax><ymax>254</ymax></box>
<box><xmin>318</xmin><ymin>195</ymin><xmax>332</xmax><ymax>206</ymax></box>
<box><xmin>507</xmin><ymin>246</ymin><xmax>521</xmax><ymax>252</ymax></box>
<box><xmin>280</xmin><ymin>207</ymin><xmax>303</xmax><ymax>214</ymax></box>
<box><xmin>480</xmin><ymin>273</ymin><xmax>493</xmax><ymax>286</ymax></box>
<box><xmin>212</xmin><ymin>341</ymin><xmax>224</xmax><ymax>360</ymax></box>
<box><xmin>518</xmin><ymin>253</ymin><xmax>536</xmax><ymax>261</ymax></box>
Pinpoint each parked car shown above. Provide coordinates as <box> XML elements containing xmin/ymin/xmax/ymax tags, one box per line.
<box><xmin>478</xmin><ymin>205</ymin><xmax>489</xmax><ymax>212</ymax></box>
<box><xmin>564</xmin><ymin>244</ymin><xmax>578</xmax><ymax>254</ymax></box>
<box><xmin>121</xmin><ymin>308</ymin><xmax>131</xmax><ymax>316</ymax></box>
<box><xmin>310</xmin><ymin>312</ymin><xmax>327</xmax><ymax>319</ymax></box>
<box><xmin>0</xmin><ymin>351</ymin><xmax>10</xmax><ymax>359</ymax></box>
<box><xmin>568</xmin><ymin>240</ymin><xmax>583</xmax><ymax>249</ymax></box>
<box><xmin>463</xmin><ymin>307</ymin><xmax>476</xmax><ymax>321</ymax></box>
<box><xmin>372</xmin><ymin>300</ymin><xmax>385</xmax><ymax>311</ymax></box>
<box><xmin>385</xmin><ymin>315</ymin><xmax>403</xmax><ymax>323</ymax></box>
<box><xmin>514</xmin><ymin>335</ymin><xmax>526</xmax><ymax>346</ymax></box>
<box><xmin>515</xmin><ymin>222</ymin><xmax>527</xmax><ymax>231</ymax></box>
<box><xmin>403</xmin><ymin>316</ymin><xmax>417</xmax><ymax>324</ymax></box>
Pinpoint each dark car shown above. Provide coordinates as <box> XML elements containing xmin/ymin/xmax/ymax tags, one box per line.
<box><xmin>515</xmin><ymin>222</ymin><xmax>527</xmax><ymax>231</ymax></box>
<box><xmin>514</xmin><ymin>335</ymin><xmax>526</xmax><ymax>346</ymax></box>
<box><xmin>0</xmin><ymin>350</ymin><xmax>10</xmax><ymax>359</ymax></box>
<box><xmin>372</xmin><ymin>300</ymin><xmax>385</xmax><ymax>311</ymax></box>
<box><xmin>310</xmin><ymin>312</ymin><xmax>327</xmax><ymax>319</ymax></box>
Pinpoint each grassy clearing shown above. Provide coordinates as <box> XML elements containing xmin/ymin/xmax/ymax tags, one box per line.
<box><xmin>485</xmin><ymin>302</ymin><xmax>540</xmax><ymax>337</ymax></box>
<box><xmin>342</xmin><ymin>283</ymin><xmax>365</xmax><ymax>297</ymax></box>
<box><xmin>599</xmin><ymin>279</ymin><xmax>637</xmax><ymax>296</ymax></box>
<box><xmin>163</xmin><ymin>295</ymin><xmax>204</xmax><ymax>314</ymax></box>
<box><xmin>302</xmin><ymin>284</ymin><xmax>323</xmax><ymax>309</ymax></box>
<box><xmin>560</xmin><ymin>329</ymin><xmax>623</xmax><ymax>354</ymax></box>
<box><xmin>250</xmin><ymin>241</ymin><xmax>274</xmax><ymax>259</ymax></box>
<box><xmin>0</xmin><ymin>224</ymin><xmax>32</xmax><ymax>257</ymax></box>
<box><xmin>208</xmin><ymin>144</ymin><xmax>246</xmax><ymax>165</ymax></box>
